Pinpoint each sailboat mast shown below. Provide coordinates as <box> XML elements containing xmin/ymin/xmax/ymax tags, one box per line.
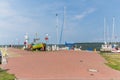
<box><xmin>112</xmin><ymin>17</ymin><xmax>115</xmax><ymax>43</ymax></box>
<box><xmin>104</xmin><ymin>18</ymin><xmax>106</xmax><ymax>44</ymax></box>
<box><xmin>59</xmin><ymin>7</ymin><xmax>66</xmax><ymax>44</ymax></box>
<box><xmin>56</xmin><ymin>13</ymin><xmax>59</xmax><ymax>44</ymax></box>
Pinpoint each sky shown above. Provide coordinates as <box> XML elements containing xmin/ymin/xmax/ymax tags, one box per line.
<box><xmin>0</xmin><ymin>0</ymin><xmax>120</xmax><ymax>45</ymax></box>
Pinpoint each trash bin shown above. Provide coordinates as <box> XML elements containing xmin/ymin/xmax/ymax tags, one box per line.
<box><xmin>0</xmin><ymin>51</ymin><xmax>2</xmax><ymax>64</ymax></box>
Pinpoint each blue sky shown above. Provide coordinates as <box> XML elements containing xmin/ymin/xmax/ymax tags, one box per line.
<box><xmin>0</xmin><ymin>0</ymin><xmax>120</xmax><ymax>45</ymax></box>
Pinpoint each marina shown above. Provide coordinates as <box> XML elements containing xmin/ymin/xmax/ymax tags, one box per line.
<box><xmin>0</xmin><ymin>0</ymin><xmax>120</xmax><ymax>80</ymax></box>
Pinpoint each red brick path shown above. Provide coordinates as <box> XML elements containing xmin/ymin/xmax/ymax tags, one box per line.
<box><xmin>2</xmin><ymin>48</ymin><xmax>120</xmax><ymax>80</ymax></box>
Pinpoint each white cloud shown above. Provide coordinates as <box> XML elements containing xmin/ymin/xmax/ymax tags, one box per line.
<box><xmin>0</xmin><ymin>0</ymin><xmax>16</xmax><ymax>17</ymax></box>
<box><xmin>0</xmin><ymin>0</ymin><xmax>35</xmax><ymax>43</ymax></box>
<box><xmin>75</xmin><ymin>8</ymin><xmax>96</xmax><ymax>20</ymax></box>
<box><xmin>0</xmin><ymin>0</ymin><xmax>36</xmax><ymax>30</ymax></box>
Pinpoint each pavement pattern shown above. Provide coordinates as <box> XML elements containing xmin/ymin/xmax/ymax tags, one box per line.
<box><xmin>1</xmin><ymin>48</ymin><xmax>120</xmax><ymax>80</ymax></box>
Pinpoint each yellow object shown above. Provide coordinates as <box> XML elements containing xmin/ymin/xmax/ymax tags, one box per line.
<box><xmin>94</xmin><ymin>48</ymin><xmax>96</xmax><ymax>52</ymax></box>
<box><xmin>0</xmin><ymin>48</ymin><xmax>8</xmax><ymax>57</ymax></box>
<box><xmin>31</xmin><ymin>43</ymin><xmax>46</xmax><ymax>50</ymax></box>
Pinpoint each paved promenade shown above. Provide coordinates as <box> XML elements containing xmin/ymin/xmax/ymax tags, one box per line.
<box><xmin>2</xmin><ymin>48</ymin><xmax>120</xmax><ymax>80</ymax></box>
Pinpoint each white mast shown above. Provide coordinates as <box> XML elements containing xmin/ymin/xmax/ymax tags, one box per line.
<box><xmin>112</xmin><ymin>17</ymin><xmax>115</xmax><ymax>43</ymax></box>
<box><xmin>104</xmin><ymin>18</ymin><xmax>106</xmax><ymax>44</ymax></box>
<box><xmin>56</xmin><ymin>13</ymin><xmax>59</xmax><ymax>44</ymax></box>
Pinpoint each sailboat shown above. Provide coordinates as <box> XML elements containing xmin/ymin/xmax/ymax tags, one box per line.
<box><xmin>111</xmin><ymin>17</ymin><xmax>120</xmax><ymax>53</ymax></box>
<box><xmin>111</xmin><ymin>46</ymin><xmax>120</xmax><ymax>53</ymax></box>
<box><xmin>100</xmin><ymin>18</ymin><xmax>112</xmax><ymax>52</ymax></box>
<box><xmin>100</xmin><ymin>17</ymin><xmax>120</xmax><ymax>53</ymax></box>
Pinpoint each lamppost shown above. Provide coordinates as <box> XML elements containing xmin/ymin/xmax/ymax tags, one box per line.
<box><xmin>56</xmin><ymin>13</ymin><xmax>59</xmax><ymax>50</ymax></box>
<box><xmin>45</xmin><ymin>34</ymin><xmax>49</xmax><ymax>44</ymax></box>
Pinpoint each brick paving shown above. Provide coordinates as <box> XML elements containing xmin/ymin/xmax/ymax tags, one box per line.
<box><xmin>2</xmin><ymin>48</ymin><xmax>120</xmax><ymax>80</ymax></box>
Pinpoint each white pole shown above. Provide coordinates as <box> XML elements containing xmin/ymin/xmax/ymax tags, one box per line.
<box><xmin>112</xmin><ymin>17</ymin><xmax>115</xmax><ymax>43</ymax></box>
<box><xmin>104</xmin><ymin>18</ymin><xmax>106</xmax><ymax>44</ymax></box>
<box><xmin>56</xmin><ymin>13</ymin><xmax>59</xmax><ymax>44</ymax></box>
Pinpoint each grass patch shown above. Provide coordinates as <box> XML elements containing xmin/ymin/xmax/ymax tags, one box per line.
<box><xmin>0</xmin><ymin>68</ymin><xmax>16</xmax><ymax>80</ymax></box>
<box><xmin>100</xmin><ymin>53</ymin><xmax>120</xmax><ymax>71</ymax></box>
